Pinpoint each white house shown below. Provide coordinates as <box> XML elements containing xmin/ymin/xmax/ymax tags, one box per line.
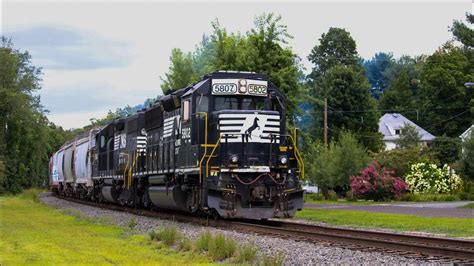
<box><xmin>378</xmin><ymin>113</ymin><xmax>436</xmax><ymax>150</ymax></box>
<box><xmin>459</xmin><ymin>125</ymin><xmax>473</xmax><ymax>142</ymax></box>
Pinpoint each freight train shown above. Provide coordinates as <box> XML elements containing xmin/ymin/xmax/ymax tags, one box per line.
<box><xmin>48</xmin><ymin>71</ymin><xmax>304</xmax><ymax>219</ymax></box>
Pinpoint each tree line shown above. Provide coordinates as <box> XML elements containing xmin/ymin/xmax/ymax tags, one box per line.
<box><xmin>0</xmin><ymin>13</ymin><xmax>472</xmax><ymax>194</ymax></box>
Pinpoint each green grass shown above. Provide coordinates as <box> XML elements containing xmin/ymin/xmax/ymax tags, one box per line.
<box><xmin>296</xmin><ymin>208</ymin><xmax>474</xmax><ymax>237</ymax></box>
<box><xmin>304</xmin><ymin>194</ymin><xmax>389</xmax><ymax>205</ymax></box>
<box><xmin>0</xmin><ymin>194</ymin><xmax>210</xmax><ymax>265</ymax></box>
<box><xmin>459</xmin><ymin>203</ymin><xmax>474</xmax><ymax>209</ymax></box>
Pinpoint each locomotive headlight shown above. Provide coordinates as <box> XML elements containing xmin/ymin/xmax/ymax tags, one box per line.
<box><xmin>230</xmin><ymin>154</ymin><xmax>239</xmax><ymax>164</ymax></box>
<box><xmin>279</xmin><ymin>155</ymin><xmax>288</xmax><ymax>165</ymax></box>
<box><xmin>239</xmin><ymin>79</ymin><xmax>247</xmax><ymax>93</ymax></box>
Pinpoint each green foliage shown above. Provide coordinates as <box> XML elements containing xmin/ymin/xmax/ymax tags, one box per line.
<box><xmin>400</xmin><ymin>193</ymin><xmax>463</xmax><ymax>202</ymax></box>
<box><xmin>160</xmin><ymin>13</ymin><xmax>304</xmax><ymax>122</ymax></box>
<box><xmin>305</xmin><ymin>131</ymin><xmax>370</xmax><ymax>197</ymax></box>
<box><xmin>178</xmin><ymin>237</ymin><xmax>193</xmax><ymax>252</ymax></box>
<box><xmin>459</xmin><ymin>203</ymin><xmax>474</xmax><ymax>209</ymax></box>
<box><xmin>0</xmin><ymin>38</ymin><xmax>68</xmax><ymax>194</ymax></box>
<box><xmin>417</xmin><ymin>42</ymin><xmax>473</xmax><ymax>137</ymax></box>
<box><xmin>308</xmin><ymin>27</ymin><xmax>360</xmax><ymax>80</ymax></box>
<box><xmin>396</xmin><ymin>123</ymin><xmax>421</xmax><ymax>149</ymax></box>
<box><xmin>208</xmin><ymin>233</ymin><xmax>237</xmax><ymax>261</ymax></box>
<box><xmin>379</xmin><ymin>69</ymin><xmax>417</xmax><ymax>114</ymax></box>
<box><xmin>431</xmin><ymin>136</ymin><xmax>461</xmax><ymax>165</ymax></box>
<box><xmin>235</xmin><ymin>243</ymin><xmax>257</xmax><ymax>263</ymax></box>
<box><xmin>362</xmin><ymin>52</ymin><xmax>396</xmax><ymax>97</ymax></box>
<box><xmin>261</xmin><ymin>253</ymin><xmax>285</xmax><ymax>266</ymax></box>
<box><xmin>161</xmin><ymin>48</ymin><xmax>199</xmax><ymax>94</ymax></box>
<box><xmin>451</xmin><ymin>13</ymin><xmax>474</xmax><ymax>48</ymax></box>
<box><xmin>405</xmin><ymin>163</ymin><xmax>463</xmax><ymax>194</ymax></box>
<box><xmin>157</xmin><ymin>224</ymin><xmax>180</xmax><ymax>247</ymax></box>
<box><xmin>307</xmin><ymin>28</ymin><xmax>380</xmax><ymax>149</ymax></box>
<box><xmin>127</xmin><ymin>218</ymin><xmax>138</xmax><ymax>231</ymax></box>
<box><xmin>195</xmin><ymin>230</ymin><xmax>212</xmax><ymax>252</ymax></box>
<box><xmin>375</xmin><ymin>146</ymin><xmax>437</xmax><ymax>178</ymax></box>
<box><xmin>459</xmin><ymin>134</ymin><xmax>474</xmax><ymax>180</ymax></box>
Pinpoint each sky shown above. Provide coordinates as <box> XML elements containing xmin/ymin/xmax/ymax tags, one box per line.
<box><xmin>1</xmin><ymin>0</ymin><xmax>472</xmax><ymax>129</ymax></box>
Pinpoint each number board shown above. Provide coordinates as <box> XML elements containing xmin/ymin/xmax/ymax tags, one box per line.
<box><xmin>211</xmin><ymin>79</ymin><xmax>268</xmax><ymax>96</ymax></box>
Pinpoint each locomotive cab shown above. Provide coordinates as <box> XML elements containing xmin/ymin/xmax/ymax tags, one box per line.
<box><xmin>190</xmin><ymin>71</ymin><xmax>305</xmax><ymax>218</ymax></box>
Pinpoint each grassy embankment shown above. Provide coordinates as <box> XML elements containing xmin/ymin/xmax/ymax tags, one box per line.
<box><xmin>0</xmin><ymin>191</ymin><xmax>210</xmax><ymax>265</ymax></box>
<box><xmin>296</xmin><ymin>208</ymin><xmax>474</xmax><ymax>237</ymax></box>
<box><xmin>459</xmin><ymin>203</ymin><xmax>474</xmax><ymax>209</ymax></box>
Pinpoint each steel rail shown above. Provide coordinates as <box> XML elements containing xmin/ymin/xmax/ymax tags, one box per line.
<box><xmin>52</xmin><ymin>194</ymin><xmax>474</xmax><ymax>262</ymax></box>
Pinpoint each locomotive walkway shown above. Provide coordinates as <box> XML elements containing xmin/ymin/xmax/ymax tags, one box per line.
<box><xmin>304</xmin><ymin>201</ymin><xmax>474</xmax><ymax>218</ymax></box>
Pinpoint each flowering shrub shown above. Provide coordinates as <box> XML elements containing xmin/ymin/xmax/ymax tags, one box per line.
<box><xmin>405</xmin><ymin>163</ymin><xmax>462</xmax><ymax>194</ymax></box>
<box><xmin>350</xmin><ymin>161</ymin><xmax>407</xmax><ymax>201</ymax></box>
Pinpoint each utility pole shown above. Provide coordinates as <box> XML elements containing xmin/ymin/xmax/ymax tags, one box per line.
<box><xmin>324</xmin><ymin>98</ymin><xmax>328</xmax><ymax>147</ymax></box>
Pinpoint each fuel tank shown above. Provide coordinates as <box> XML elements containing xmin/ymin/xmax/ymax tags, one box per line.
<box><xmin>148</xmin><ymin>186</ymin><xmax>187</xmax><ymax>211</ymax></box>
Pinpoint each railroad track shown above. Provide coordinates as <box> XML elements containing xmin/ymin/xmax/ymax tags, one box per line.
<box><xmin>52</xmin><ymin>194</ymin><xmax>474</xmax><ymax>263</ymax></box>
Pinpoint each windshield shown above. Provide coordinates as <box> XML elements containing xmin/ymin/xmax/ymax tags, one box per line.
<box><xmin>214</xmin><ymin>97</ymin><xmax>265</xmax><ymax>111</ymax></box>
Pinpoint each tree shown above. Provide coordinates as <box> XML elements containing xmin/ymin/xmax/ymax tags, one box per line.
<box><xmin>305</xmin><ymin>131</ymin><xmax>370</xmax><ymax>198</ymax></box>
<box><xmin>459</xmin><ymin>134</ymin><xmax>474</xmax><ymax>180</ymax></box>
<box><xmin>431</xmin><ymin>136</ymin><xmax>461</xmax><ymax>165</ymax></box>
<box><xmin>397</xmin><ymin>123</ymin><xmax>421</xmax><ymax>149</ymax></box>
<box><xmin>315</xmin><ymin>65</ymin><xmax>382</xmax><ymax>151</ymax></box>
<box><xmin>417</xmin><ymin>43</ymin><xmax>473</xmax><ymax>137</ymax></box>
<box><xmin>208</xmin><ymin>14</ymin><xmax>304</xmax><ymax>120</ymax></box>
<box><xmin>363</xmin><ymin>52</ymin><xmax>395</xmax><ymax>98</ymax></box>
<box><xmin>308</xmin><ymin>27</ymin><xmax>360</xmax><ymax>81</ymax></box>
<box><xmin>0</xmin><ymin>38</ymin><xmax>66</xmax><ymax>194</ymax></box>
<box><xmin>379</xmin><ymin>69</ymin><xmax>416</xmax><ymax>115</ymax></box>
<box><xmin>451</xmin><ymin>13</ymin><xmax>474</xmax><ymax>48</ymax></box>
<box><xmin>160</xmin><ymin>48</ymin><xmax>199</xmax><ymax>94</ymax></box>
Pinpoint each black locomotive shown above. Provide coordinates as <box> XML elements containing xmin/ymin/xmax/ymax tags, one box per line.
<box><xmin>49</xmin><ymin>71</ymin><xmax>304</xmax><ymax>219</ymax></box>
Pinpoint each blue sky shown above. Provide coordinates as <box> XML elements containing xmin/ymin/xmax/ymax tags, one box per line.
<box><xmin>2</xmin><ymin>0</ymin><xmax>471</xmax><ymax>129</ymax></box>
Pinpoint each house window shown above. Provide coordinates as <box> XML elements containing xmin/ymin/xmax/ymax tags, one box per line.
<box><xmin>395</xmin><ymin>129</ymin><xmax>401</xmax><ymax>135</ymax></box>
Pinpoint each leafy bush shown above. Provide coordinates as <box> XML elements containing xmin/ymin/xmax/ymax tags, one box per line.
<box><xmin>305</xmin><ymin>131</ymin><xmax>370</xmax><ymax>198</ymax></box>
<box><xmin>459</xmin><ymin>134</ymin><xmax>474</xmax><ymax>180</ymax></box>
<box><xmin>375</xmin><ymin>146</ymin><xmax>437</xmax><ymax>178</ymax></box>
<box><xmin>195</xmin><ymin>230</ymin><xmax>212</xmax><ymax>252</ymax></box>
<box><xmin>350</xmin><ymin>161</ymin><xmax>407</xmax><ymax>201</ymax></box>
<box><xmin>208</xmin><ymin>233</ymin><xmax>236</xmax><ymax>261</ymax></box>
<box><xmin>405</xmin><ymin>163</ymin><xmax>463</xmax><ymax>194</ymax></box>
<box><xmin>431</xmin><ymin>136</ymin><xmax>461</xmax><ymax>165</ymax></box>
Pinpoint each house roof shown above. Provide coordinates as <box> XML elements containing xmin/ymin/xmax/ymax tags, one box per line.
<box><xmin>460</xmin><ymin>125</ymin><xmax>473</xmax><ymax>140</ymax></box>
<box><xmin>378</xmin><ymin>113</ymin><xmax>436</xmax><ymax>141</ymax></box>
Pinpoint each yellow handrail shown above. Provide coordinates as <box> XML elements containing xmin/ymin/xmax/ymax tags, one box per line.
<box><xmin>288</xmin><ymin>128</ymin><xmax>305</xmax><ymax>180</ymax></box>
<box><xmin>205</xmin><ymin>134</ymin><xmax>222</xmax><ymax>179</ymax></box>
<box><xmin>128</xmin><ymin>152</ymin><xmax>139</xmax><ymax>189</ymax></box>
<box><xmin>198</xmin><ymin>112</ymin><xmax>208</xmax><ymax>184</ymax></box>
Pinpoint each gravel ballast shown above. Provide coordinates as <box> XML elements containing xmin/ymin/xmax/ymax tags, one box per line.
<box><xmin>40</xmin><ymin>193</ymin><xmax>431</xmax><ymax>264</ymax></box>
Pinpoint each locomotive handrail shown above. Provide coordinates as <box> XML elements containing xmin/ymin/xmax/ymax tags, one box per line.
<box><xmin>288</xmin><ymin>128</ymin><xmax>305</xmax><ymax>180</ymax></box>
<box><xmin>198</xmin><ymin>112</ymin><xmax>208</xmax><ymax>184</ymax></box>
<box><xmin>202</xmin><ymin>131</ymin><xmax>304</xmax><ymax>180</ymax></box>
<box><xmin>205</xmin><ymin>134</ymin><xmax>223</xmax><ymax>179</ymax></box>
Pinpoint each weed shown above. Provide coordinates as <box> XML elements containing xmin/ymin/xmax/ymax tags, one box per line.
<box><xmin>155</xmin><ymin>224</ymin><xmax>179</xmax><ymax>247</ymax></box>
<box><xmin>21</xmin><ymin>189</ymin><xmax>42</xmax><ymax>202</ymax></box>
<box><xmin>195</xmin><ymin>230</ymin><xmax>212</xmax><ymax>252</ymax></box>
<box><xmin>148</xmin><ymin>230</ymin><xmax>158</xmax><ymax>240</ymax></box>
<box><xmin>235</xmin><ymin>243</ymin><xmax>257</xmax><ymax>263</ymax></box>
<box><xmin>208</xmin><ymin>233</ymin><xmax>236</xmax><ymax>261</ymax></box>
<box><xmin>261</xmin><ymin>253</ymin><xmax>285</xmax><ymax>266</ymax></box>
<box><xmin>178</xmin><ymin>237</ymin><xmax>193</xmax><ymax>252</ymax></box>
<box><xmin>127</xmin><ymin>218</ymin><xmax>138</xmax><ymax>231</ymax></box>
